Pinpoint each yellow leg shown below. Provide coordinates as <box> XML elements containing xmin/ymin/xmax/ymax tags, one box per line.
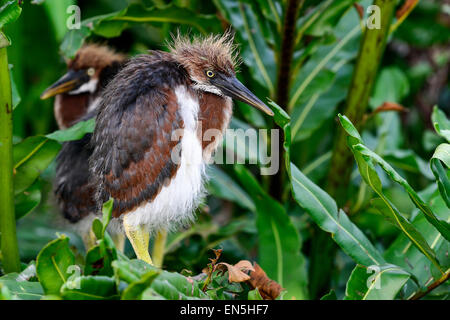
<box><xmin>111</xmin><ymin>233</ymin><xmax>126</xmax><ymax>253</ymax></box>
<box><xmin>123</xmin><ymin>217</ymin><xmax>153</xmax><ymax>265</ymax></box>
<box><xmin>82</xmin><ymin>228</ymin><xmax>97</xmax><ymax>251</ymax></box>
<box><xmin>152</xmin><ymin>230</ymin><xmax>167</xmax><ymax>268</ymax></box>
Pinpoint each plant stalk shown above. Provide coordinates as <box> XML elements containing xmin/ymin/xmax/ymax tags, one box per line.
<box><xmin>326</xmin><ymin>0</ymin><xmax>396</xmax><ymax>203</ymax></box>
<box><xmin>271</xmin><ymin>0</ymin><xmax>304</xmax><ymax>200</ymax></box>
<box><xmin>0</xmin><ymin>45</ymin><xmax>21</xmax><ymax>273</ymax></box>
<box><xmin>410</xmin><ymin>269</ymin><xmax>450</xmax><ymax>300</ymax></box>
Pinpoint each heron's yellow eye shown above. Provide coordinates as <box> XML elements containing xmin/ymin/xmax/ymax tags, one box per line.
<box><xmin>206</xmin><ymin>70</ymin><xmax>215</xmax><ymax>78</ymax></box>
<box><xmin>87</xmin><ymin>67</ymin><xmax>95</xmax><ymax>77</ymax></box>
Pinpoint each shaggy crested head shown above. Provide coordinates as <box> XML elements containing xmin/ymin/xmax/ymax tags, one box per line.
<box><xmin>169</xmin><ymin>31</ymin><xmax>240</xmax><ymax>85</ymax></box>
<box><xmin>68</xmin><ymin>43</ymin><xmax>126</xmax><ymax>72</ymax></box>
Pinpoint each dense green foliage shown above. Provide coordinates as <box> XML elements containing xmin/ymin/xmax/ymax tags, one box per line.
<box><xmin>0</xmin><ymin>0</ymin><xmax>449</xmax><ymax>300</ymax></box>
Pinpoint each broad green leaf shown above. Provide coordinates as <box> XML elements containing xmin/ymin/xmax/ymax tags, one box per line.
<box><xmin>268</xmin><ymin>100</ymin><xmax>291</xmax><ymax>172</ymax></box>
<box><xmin>340</xmin><ymin>114</ymin><xmax>450</xmax><ymax>242</ymax></box>
<box><xmin>431</xmin><ymin>143</ymin><xmax>450</xmax><ymax>207</ymax></box>
<box><xmin>61</xmin><ymin>276</ymin><xmax>118</xmax><ymax>300</ymax></box>
<box><xmin>146</xmin><ymin>270</ymin><xmax>207</xmax><ymax>300</ymax></box>
<box><xmin>0</xmin><ymin>283</ymin><xmax>12</xmax><ymax>300</ymax></box>
<box><xmin>344</xmin><ymin>264</ymin><xmax>410</xmax><ymax>300</ymax></box>
<box><xmin>234</xmin><ymin>165</ymin><xmax>308</xmax><ymax>300</ymax></box>
<box><xmin>85</xmin><ymin>199</ymin><xmax>118</xmax><ymax>276</ymax></box>
<box><xmin>36</xmin><ymin>235</ymin><xmax>76</xmax><ymax>295</ymax></box>
<box><xmin>289</xmin><ymin>24</ymin><xmax>360</xmax><ymax>110</ymax></box>
<box><xmin>0</xmin><ymin>0</ymin><xmax>22</xmax><ymax>30</ymax></box>
<box><xmin>9</xmin><ymin>65</ymin><xmax>20</xmax><ymax>109</ymax></box>
<box><xmin>60</xmin><ymin>25</ymin><xmax>90</xmax><ymax>58</ymax></box>
<box><xmin>13</xmin><ymin>136</ymin><xmax>61</xmax><ymax>195</ymax></box>
<box><xmin>383</xmin><ymin>149</ymin><xmax>434</xmax><ymax>180</ymax></box>
<box><xmin>46</xmin><ymin>118</ymin><xmax>95</xmax><ymax>142</ymax></box>
<box><xmin>42</xmin><ymin>0</ymin><xmax>74</xmax><ymax>41</ymax></box>
<box><xmin>113</xmin><ymin>260</ymin><xmax>207</xmax><ymax>300</ymax></box>
<box><xmin>0</xmin><ymin>273</ymin><xmax>44</xmax><ymax>300</ymax></box>
<box><xmin>248</xmin><ymin>288</ymin><xmax>263</xmax><ymax>300</ymax></box>
<box><xmin>432</xmin><ymin>106</ymin><xmax>450</xmax><ymax>142</ymax></box>
<box><xmin>60</xmin><ymin>4</ymin><xmax>220</xmax><ymax>58</ymax></box>
<box><xmin>122</xmin><ymin>270</ymin><xmax>161</xmax><ymax>300</ymax></box>
<box><xmin>305</xmin><ymin>0</ymin><xmax>358</xmax><ymax>37</ymax></box>
<box><xmin>290</xmin><ymin>163</ymin><xmax>385</xmax><ymax>266</ymax></box>
<box><xmin>320</xmin><ymin>289</ymin><xmax>337</xmax><ymax>300</ymax></box>
<box><xmin>385</xmin><ymin>190</ymin><xmax>450</xmax><ymax>292</ymax></box>
<box><xmin>14</xmin><ymin>180</ymin><xmax>41</xmax><ymax>220</ymax></box>
<box><xmin>214</xmin><ymin>0</ymin><xmax>276</xmax><ymax>96</ymax></box>
<box><xmin>370</xmin><ymin>67</ymin><xmax>410</xmax><ymax>109</ymax></box>
<box><xmin>206</xmin><ymin>166</ymin><xmax>255</xmax><ymax>211</ymax></box>
<box><xmin>370</xmin><ymin>197</ymin><xmax>441</xmax><ymax>272</ymax></box>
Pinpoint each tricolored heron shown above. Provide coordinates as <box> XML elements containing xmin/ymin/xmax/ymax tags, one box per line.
<box><xmin>41</xmin><ymin>44</ymin><xmax>126</xmax><ymax>249</ymax></box>
<box><xmin>89</xmin><ymin>33</ymin><xmax>273</xmax><ymax>266</ymax></box>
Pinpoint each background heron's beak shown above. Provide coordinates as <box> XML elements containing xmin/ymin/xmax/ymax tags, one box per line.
<box><xmin>213</xmin><ymin>75</ymin><xmax>274</xmax><ymax>116</ymax></box>
<box><xmin>40</xmin><ymin>69</ymin><xmax>89</xmax><ymax>99</ymax></box>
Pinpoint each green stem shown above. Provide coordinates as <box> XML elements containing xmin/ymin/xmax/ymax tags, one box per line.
<box><xmin>326</xmin><ymin>0</ymin><xmax>396</xmax><ymax>204</ymax></box>
<box><xmin>0</xmin><ymin>44</ymin><xmax>20</xmax><ymax>273</ymax></box>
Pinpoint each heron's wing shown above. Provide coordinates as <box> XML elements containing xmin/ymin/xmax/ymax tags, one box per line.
<box><xmin>90</xmin><ymin>54</ymin><xmax>187</xmax><ymax>218</ymax></box>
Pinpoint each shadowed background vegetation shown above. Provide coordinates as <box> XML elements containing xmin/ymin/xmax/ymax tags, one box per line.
<box><xmin>0</xmin><ymin>0</ymin><xmax>449</xmax><ymax>300</ymax></box>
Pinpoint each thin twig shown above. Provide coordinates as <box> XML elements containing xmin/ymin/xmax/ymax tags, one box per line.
<box><xmin>409</xmin><ymin>270</ymin><xmax>450</xmax><ymax>300</ymax></box>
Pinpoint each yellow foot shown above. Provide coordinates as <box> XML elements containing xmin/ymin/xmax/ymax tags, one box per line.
<box><xmin>82</xmin><ymin>228</ymin><xmax>97</xmax><ymax>251</ymax></box>
<box><xmin>111</xmin><ymin>233</ymin><xmax>126</xmax><ymax>253</ymax></box>
<box><xmin>152</xmin><ymin>230</ymin><xmax>168</xmax><ymax>268</ymax></box>
<box><xmin>123</xmin><ymin>216</ymin><xmax>153</xmax><ymax>265</ymax></box>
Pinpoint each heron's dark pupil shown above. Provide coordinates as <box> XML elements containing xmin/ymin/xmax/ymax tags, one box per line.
<box><xmin>206</xmin><ymin>70</ymin><xmax>215</xmax><ymax>78</ymax></box>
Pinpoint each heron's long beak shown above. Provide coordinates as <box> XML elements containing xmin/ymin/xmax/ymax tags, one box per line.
<box><xmin>213</xmin><ymin>75</ymin><xmax>274</xmax><ymax>116</ymax></box>
<box><xmin>40</xmin><ymin>69</ymin><xmax>89</xmax><ymax>100</ymax></box>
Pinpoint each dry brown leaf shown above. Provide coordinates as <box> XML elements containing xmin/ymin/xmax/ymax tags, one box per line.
<box><xmin>374</xmin><ymin>102</ymin><xmax>408</xmax><ymax>113</ymax></box>
<box><xmin>246</xmin><ymin>263</ymin><xmax>284</xmax><ymax>300</ymax></box>
<box><xmin>353</xmin><ymin>3</ymin><xmax>364</xmax><ymax>20</ymax></box>
<box><xmin>396</xmin><ymin>0</ymin><xmax>419</xmax><ymax>19</ymax></box>
<box><xmin>217</xmin><ymin>260</ymin><xmax>255</xmax><ymax>283</ymax></box>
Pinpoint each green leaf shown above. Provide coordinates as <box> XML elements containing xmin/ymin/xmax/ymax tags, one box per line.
<box><xmin>248</xmin><ymin>288</ymin><xmax>263</xmax><ymax>300</ymax></box>
<box><xmin>340</xmin><ymin>114</ymin><xmax>450</xmax><ymax>242</ymax></box>
<box><xmin>305</xmin><ymin>0</ymin><xmax>358</xmax><ymax>37</ymax></box>
<box><xmin>268</xmin><ymin>100</ymin><xmax>291</xmax><ymax>171</ymax></box>
<box><xmin>36</xmin><ymin>235</ymin><xmax>76</xmax><ymax>295</ymax></box>
<box><xmin>13</xmin><ymin>136</ymin><xmax>61</xmax><ymax>195</ymax></box>
<box><xmin>46</xmin><ymin>118</ymin><xmax>95</xmax><ymax>142</ymax></box>
<box><xmin>60</xmin><ymin>25</ymin><xmax>91</xmax><ymax>58</ymax></box>
<box><xmin>14</xmin><ymin>180</ymin><xmax>41</xmax><ymax>220</ymax></box>
<box><xmin>0</xmin><ymin>0</ymin><xmax>22</xmax><ymax>30</ymax></box>
<box><xmin>60</xmin><ymin>4</ymin><xmax>220</xmax><ymax>58</ymax></box>
<box><xmin>320</xmin><ymin>289</ymin><xmax>337</xmax><ymax>300</ymax></box>
<box><xmin>234</xmin><ymin>165</ymin><xmax>308</xmax><ymax>300</ymax></box>
<box><xmin>0</xmin><ymin>283</ymin><xmax>12</xmax><ymax>300</ymax></box>
<box><xmin>206</xmin><ymin>166</ymin><xmax>255</xmax><ymax>211</ymax></box>
<box><xmin>385</xmin><ymin>191</ymin><xmax>450</xmax><ymax>291</ymax></box>
<box><xmin>370</xmin><ymin>67</ymin><xmax>410</xmax><ymax>109</ymax></box>
<box><xmin>344</xmin><ymin>264</ymin><xmax>410</xmax><ymax>300</ymax></box>
<box><xmin>9</xmin><ymin>65</ymin><xmax>20</xmax><ymax>109</ymax></box>
<box><xmin>0</xmin><ymin>273</ymin><xmax>44</xmax><ymax>300</ymax></box>
<box><xmin>61</xmin><ymin>276</ymin><xmax>118</xmax><ymax>300</ymax></box>
<box><xmin>122</xmin><ymin>270</ymin><xmax>161</xmax><ymax>300</ymax></box>
<box><xmin>370</xmin><ymin>197</ymin><xmax>441</xmax><ymax>272</ymax></box>
<box><xmin>146</xmin><ymin>269</ymin><xmax>208</xmax><ymax>300</ymax></box>
<box><xmin>432</xmin><ymin>106</ymin><xmax>450</xmax><ymax>142</ymax></box>
<box><xmin>113</xmin><ymin>260</ymin><xmax>208</xmax><ymax>300</ymax></box>
<box><xmin>214</xmin><ymin>0</ymin><xmax>276</xmax><ymax>95</ymax></box>
<box><xmin>339</xmin><ymin>115</ymin><xmax>446</xmax><ymax>271</ymax></box>
<box><xmin>290</xmin><ymin>163</ymin><xmax>385</xmax><ymax>266</ymax></box>
<box><xmin>431</xmin><ymin>144</ymin><xmax>450</xmax><ymax>207</ymax></box>
<box><xmin>42</xmin><ymin>0</ymin><xmax>75</xmax><ymax>41</ymax></box>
